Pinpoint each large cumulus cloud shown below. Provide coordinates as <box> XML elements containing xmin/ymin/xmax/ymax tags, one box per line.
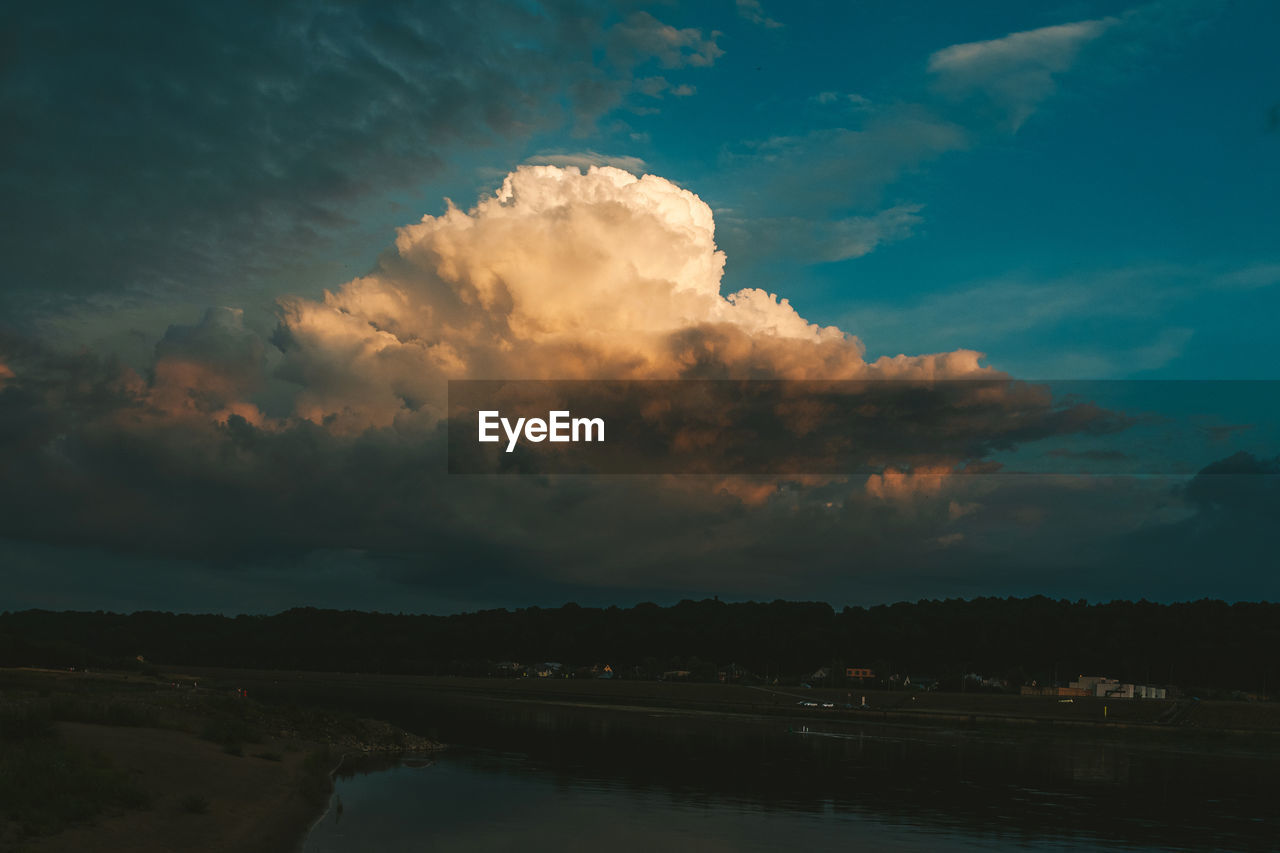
<box><xmin>0</xmin><ymin>165</ymin><xmax>1224</xmax><ymax>606</ymax></box>
<box><xmin>274</xmin><ymin>165</ymin><xmax>995</xmax><ymax>433</ymax></box>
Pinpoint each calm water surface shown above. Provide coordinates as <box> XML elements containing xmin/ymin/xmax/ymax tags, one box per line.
<box><xmin>302</xmin><ymin>698</ymin><xmax>1279</xmax><ymax>852</ymax></box>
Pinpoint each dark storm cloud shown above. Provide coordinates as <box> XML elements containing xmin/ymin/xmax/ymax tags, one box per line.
<box><xmin>1184</xmin><ymin>451</ymin><xmax>1280</xmax><ymax>516</ymax></box>
<box><xmin>0</xmin><ymin>0</ymin><xmax>716</xmax><ymax>317</ymax></box>
<box><xmin>0</xmin><ymin>329</ymin><xmax>1116</xmax><ymax>552</ymax></box>
<box><xmin>155</xmin><ymin>307</ymin><xmax>266</xmax><ymax>390</ymax></box>
<box><xmin>0</xmin><ymin>319</ymin><xmax>1150</xmax><ymax>609</ymax></box>
<box><xmin>1075</xmin><ymin>451</ymin><xmax>1280</xmax><ymax>602</ymax></box>
<box><xmin>2</xmin><ymin>330</ymin><xmax>1277</xmax><ymax>608</ymax></box>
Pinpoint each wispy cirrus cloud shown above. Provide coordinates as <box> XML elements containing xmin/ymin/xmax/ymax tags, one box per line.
<box><xmin>606</xmin><ymin>11</ymin><xmax>724</xmax><ymax>69</ymax></box>
<box><xmin>718</xmin><ymin>205</ymin><xmax>924</xmax><ymax>264</ymax></box>
<box><xmin>713</xmin><ymin>109</ymin><xmax>966</xmax><ymax>268</ymax></box>
<box><xmin>736</xmin><ymin>0</ymin><xmax>783</xmax><ymax>29</ymax></box>
<box><xmin>715</xmin><ymin>6</ymin><xmax>1202</xmax><ymax>269</ymax></box>
<box><xmin>723</xmin><ymin>110</ymin><xmax>968</xmax><ymax>212</ymax></box>
<box><xmin>845</xmin><ymin>262</ymin><xmax>1280</xmax><ymax>376</ymax></box>
<box><xmin>928</xmin><ymin>18</ymin><xmax>1117</xmax><ymax>130</ymax></box>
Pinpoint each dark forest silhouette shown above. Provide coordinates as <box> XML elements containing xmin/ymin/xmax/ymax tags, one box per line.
<box><xmin>2</xmin><ymin>597</ymin><xmax>1275</xmax><ymax>696</ymax></box>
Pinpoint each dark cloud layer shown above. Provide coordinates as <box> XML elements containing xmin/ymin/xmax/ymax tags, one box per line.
<box><xmin>2</xmin><ymin>324</ymin><xmax>1275</xmax><ymax>610</ymax></box>
<box><xmin>0</xmin><ymin>1</ymin><xmax>717</xmax><ymax>317</ymax></box>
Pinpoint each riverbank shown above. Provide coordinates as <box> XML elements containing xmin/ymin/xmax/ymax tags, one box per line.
<box><xmin>0</xmin><ymin>668</ymin><xmax>440</xmax><ymax>852</ymax></box>
<box><xmin>15</xmin><ymin>722</ymin><xmax>327</xmax><ymax>853</ymax></box>
<box><xmin>5</xmin><ymin>666</ymin><xmax>1277</xmax><ymax>850</ymax></box>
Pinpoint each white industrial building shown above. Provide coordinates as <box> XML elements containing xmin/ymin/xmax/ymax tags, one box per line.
<box><xmin>1070</xmin><ymin>675</ymin><xmax>1167</xmax><ymax>699</ymax></box>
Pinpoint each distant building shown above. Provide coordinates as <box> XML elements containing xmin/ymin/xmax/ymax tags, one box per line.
<box><xmin>1071</xmin><ymin>675</ymin><xmax>1113</xmax><ymax>694</ymax></box>
<box><xmin>1070</xmin><ymin>675</ymin><xmax>1166</xmax><ymax>700</ymax></box>
<box><xmin>845</xmin><ymin>666</ymin><xmax>875</xmax><ymax>680</ymax></box>
<box><xmin>1021</xmin><ymin>685</ymin><xmax>1090</xmax><ymax>697</ymax></box>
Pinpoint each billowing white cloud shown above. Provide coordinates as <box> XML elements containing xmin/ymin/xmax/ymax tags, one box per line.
<box><xmin>273</xmin><ymin>165</ymin><xmax>993</xmax><ymax>431</ymax></box>
<box><xmin>928</xmin><ymin>19</ymin><xmax>1116</xmax><ymax>129</ymax></box>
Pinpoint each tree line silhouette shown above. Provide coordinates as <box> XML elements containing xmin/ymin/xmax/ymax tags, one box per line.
<box><xmin>1</xmin><ymin>596</ymin><xmax>1274</xmax><ymax>696</ymax></box>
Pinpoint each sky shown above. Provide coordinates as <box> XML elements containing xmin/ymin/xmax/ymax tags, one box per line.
<box><xmin>0</xmin><ymin>0</ymin><xmax>1277</xmax><ymax>613</ymax></box>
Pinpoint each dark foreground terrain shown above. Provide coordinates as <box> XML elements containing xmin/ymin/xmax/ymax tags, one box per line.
<box><xmin>4</xmin><ymin>666</ymin><xmax>1277</xmax><ymax>851</ymax></box>
<box><xmin>0</xmin><ymin>668</ymin><xmax>438</xmax><ymax>852</ymax></box>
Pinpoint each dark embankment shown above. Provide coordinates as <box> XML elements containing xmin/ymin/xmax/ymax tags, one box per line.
<box><xmin>0</xmin><ymin>668</ymin><xmax>439</xmax><ymax>852</ymax></box>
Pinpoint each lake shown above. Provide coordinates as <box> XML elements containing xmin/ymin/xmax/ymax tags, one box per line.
<box><xmin>302</xmin><ymin>695</ymin><xmax>1279</xmax><ymax>851</ymax></box>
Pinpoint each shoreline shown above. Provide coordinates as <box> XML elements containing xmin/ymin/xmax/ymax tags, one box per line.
<box><xmin>5</xmin><ymin>665</ymin><xmax>1275</xmax><ymax>849</ymax></box>
<box><xmin>0</xmin><ymin>667</ymin><xmax>443</xmax><ymax>852</ymax></box>
<box><xmin>298</xmin><ymin>746</ymin><xmax>446</xmax><ymax>852</ymax></box>
<box><xmin>299</xmin><ymin>752</ymin><xmax>348</xmax><ymax>851</ymax></box>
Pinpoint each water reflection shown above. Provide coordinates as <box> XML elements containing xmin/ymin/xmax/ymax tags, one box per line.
<box><xmin>299</xmin><ymin>695</ymin><xmax>1279</xmax><ymax>851</ymax></box>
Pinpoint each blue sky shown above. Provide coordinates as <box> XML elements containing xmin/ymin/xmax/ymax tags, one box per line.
<box><xmin>405</xmin><ymin>0</ymin><xmax>1280</xmax><ymax>378</ymax></box>
<box><xmin>6</xmin><ymin>1</ymin><xmax>1276</xmax><ymax>380</ymax></box>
